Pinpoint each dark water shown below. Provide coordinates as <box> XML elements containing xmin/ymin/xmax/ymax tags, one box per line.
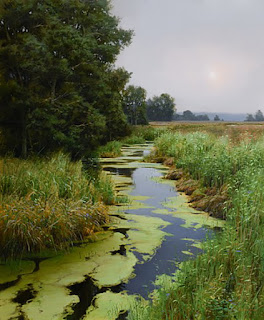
<box><xmin>103</xmin><ymin>166</ymin><xmax>209</xmax><ymax>299</ymax></box>
<box><xmin>65</xmin><ymin>147</ymin><xmax>214</xmax><ymax>319</ymax></box>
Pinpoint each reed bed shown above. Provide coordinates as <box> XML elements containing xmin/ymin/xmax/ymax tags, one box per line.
<box><xmin>123</xmin><ymin>126</ymin><xmax>168</xmax><ymax>144</ymax></box>
<box><xmin>129</xmin><ymin>130</ymin><xmax>264</xmax><ymax>319</ymax></box>
<box><xmin>98</xmin><ymin>140</ymin><xmax>123</xmax><ymax>158</ymax></box>
<box><xmin>0</xmin><ymin>153</ymin><xmax>115</xmax><ymax>258</ymax></box>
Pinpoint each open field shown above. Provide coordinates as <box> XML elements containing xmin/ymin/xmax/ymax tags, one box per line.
<box><xmin>150</xmin><ymin>121</ymin><xmax>264</xmax><ymax>140</ymax></box>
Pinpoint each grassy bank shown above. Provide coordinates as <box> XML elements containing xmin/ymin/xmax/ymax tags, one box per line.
<box><xmin>129</xmin><ymin>130</ymin><xmax>264</xmax><ymax>319</ymax></box>
<box><xmin>98</xmin><ymin>126</ymin><xmax>167</xmax><ymax>158</ymax></box>
<box><xmin>0</xmin><ymin>153</ymin><xmax>117</xmax><ymax>259</ymax></box>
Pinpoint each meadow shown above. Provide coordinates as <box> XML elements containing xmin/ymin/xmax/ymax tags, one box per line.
<box><xmin>129</xmin><ymin>122</ymin><xmax>264</xmax><ymax>320</ymax></box>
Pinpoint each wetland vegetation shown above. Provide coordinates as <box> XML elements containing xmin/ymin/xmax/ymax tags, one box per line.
<box><xmin>0</xmin><ymin>153</ymin><xmax>114</xmax><ymax>259</ymax></box>
<box><xmin>129</xmin><ymin>123</ymin><xmax>264</xmax><ymax>319</ymax></box>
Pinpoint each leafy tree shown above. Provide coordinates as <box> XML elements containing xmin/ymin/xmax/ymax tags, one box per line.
<box><xmin>147</xmin><ymin>93</ymin><xmax>176</xmax><ymax>121</ymax></box>
<box><xmin>214</xmin><ymin>115</ymin><xmax>220</xmax><ymax>121</ymax></box>
<box><xmin>173</xmin><ymin>111</ymin><xmax>209</xmax><ymax>121</ymax></box>
<box><xmin>182</xmin><ymin>110</ymin><xmax>196</xmax><ymax>121</ymax></box>
<box><xmin>255</xmin><ymin>110</ymin><xmax>264</xmax><ymax>121</ymax></box>
<box><xmin>245</xmin><ymin>114</ymin><xmax>255</xmax><ymax>121</ymax></box>
<box><xmin>122</xmin><ymin>85</ymin><xmax>148</xmax><ymax>125</ymax></box>
<box><xmin>0</xmin><ymin>0</ymin><xmax>132</xmax><ymax>157</ymax></box>
<box><xmin>196</xmin><ymin>114</ymin><xmax>209</xmax><ymax>121</ymax></box>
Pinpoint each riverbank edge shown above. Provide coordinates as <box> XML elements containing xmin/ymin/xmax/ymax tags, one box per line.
<box><xmin>146</xmin><ymin>154</ymin><xmax>228</xmax><ymax>220</ymax></box>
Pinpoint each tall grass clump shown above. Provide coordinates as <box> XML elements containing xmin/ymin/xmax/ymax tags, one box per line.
<box><xmin>98</xmin><ymin>140</ymin><xmax>122</xmax><ymax>158</ymax></box>
<box><xmin>122</xmin><ymin>126</ymin><xmax>168</xmax><ymax>145</ymax></box>
<box><xmin>129</xmin><ymin>130</ymin><xmax>264</xmax><ymax>319</ymax></box>
<box><xmin>0</xmin><ymin>153</ymin><xmax>116</xmax><ymax>259</ymax></box>
<box><xmin>155</xmin><ymin>131</ymin><xmax>264</xmax><ymax>188</ymax></box>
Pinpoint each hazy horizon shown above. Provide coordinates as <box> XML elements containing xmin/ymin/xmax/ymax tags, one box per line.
<box><xmin>112</xmin><ymin>0</ymin><xmax>264</xmax><ymax>114</ymax></box>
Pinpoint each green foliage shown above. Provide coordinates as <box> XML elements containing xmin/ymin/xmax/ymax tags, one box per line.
<box><xmin>174</xmin><ymin>110</ymin><xmax>210</xmax><ymax>121</ymax></box>
<box><xmin>255</xmin><ymin>110</ymin><xmax>264</xmax><ymax>121</ymax></box>
<box><xmin>130</xmin><ymin>131</ymin><xmax>264</xmax><ymax>319</ymax></box>
<box><xmin>122</xmin><ymin>135</ymin><xmax>145</xmax><ymax>145</ymax></box>
<box><xmin>0</xmin><ymin>153</ymin><xmax>120</xmax><ymax>258</ymax></box>
<box><xmin>245</xmin><ymin>110</ymin><xmax>264</xmax><ymax>121</ymax></box>
<box><xmin>0</xmin><ymin>0</ymin><xmax>132</xmax><ymax>157</ymax></box>
<box><xmin>147</xmin><ymin>93</ymin><xmax>176</xmax><ymax>121</ymax></box>
<box><xmin>122</xmin><ymin>85</ymin><xmax>148</xmax><ymax>125</ymax></box>
<box><xmin>121</xmin><ymin>126</ymin><xmax>167</xmax><ymax>144</ymax></box>
<box><xmin>155</xmin><ymin>131</ymin><xmax>264</xmax><ymax>188</ymax></box>
<box><xmin>98</xmin><ymin>141</ymin><xmax>122</xmax><ymax>158</ymax></box>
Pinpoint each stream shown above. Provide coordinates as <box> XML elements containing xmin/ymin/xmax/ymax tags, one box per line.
<box><xmin>0</xmin><ymin>144</ymin><xmax>223</xmax><ymax>320</ymax></box>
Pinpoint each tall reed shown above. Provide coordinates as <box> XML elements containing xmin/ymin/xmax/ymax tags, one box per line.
<box><xmin>129</xmin><ymin>130</ymin><xmax>264</xmax><ymax>319</ymax></box>
<box><xmin>0</xmin><ymin>153</ymin><xmax>115</xmax><ymax>258</ymax></box>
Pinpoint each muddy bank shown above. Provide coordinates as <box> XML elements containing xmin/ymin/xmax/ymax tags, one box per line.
<box><xmin>165</xmin><ymin>168</ymin><xmax>228</xmax><ymax>219</ymax></box>
<box><xmin>147</xmin><ymin>153</ymin><xmax>228</xmax><ymax>219</ymax></box>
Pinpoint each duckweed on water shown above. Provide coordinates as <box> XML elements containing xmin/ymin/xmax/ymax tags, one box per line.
<box><xmin>83</xmin><ymin>291</ymin><xmax>135</xmax><ymax>320</ymax></box>
<box><xmin>0</xmin><ymin>199</ymin><xmax>172</xmax><ymax>319</ymax></box>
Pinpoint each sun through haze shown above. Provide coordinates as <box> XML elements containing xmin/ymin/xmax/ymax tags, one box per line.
<box><xmin>112</xmin><ymin>0</ymin><xmax>264</xmax><ymax>113</ymax></box>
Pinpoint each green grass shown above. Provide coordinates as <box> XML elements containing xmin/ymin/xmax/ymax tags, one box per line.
<box><xmin>0</xmin><ymin>153</ymin><xmax>118</xmax><ymax>259</ymax></box>
<box><xmin>122</xmin><ymin>135</ymin><xmax>146</xmax><ymax>145</ymax></box>
<box><xmin>121</xmin><ymin>126</ymin><xmax>168</xmax><ymax>145</ymax></box>
<box><xmin>129</xmin><ymin>130</ymin><xmax>264</xmax><ymax>319</ymax></box>
<box><xmin>98</xmin><ymin>140</ymin><xmax>123</xmax><ymax>158</ymax></box>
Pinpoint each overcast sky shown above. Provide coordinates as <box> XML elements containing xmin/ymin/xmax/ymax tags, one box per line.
<box><xmin>112</xmin><ymin>0</ymin><xmax>264</xmax><ymax>113</ymax></box>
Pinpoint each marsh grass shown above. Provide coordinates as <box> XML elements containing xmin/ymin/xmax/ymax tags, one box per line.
<box><xmin>122</xmin><ymin>135</ymin><xmax>146</xmax><ymax>145</ymax></box>
<box><xmin>98</xmin><ymin>140</ymin><xmax>123</xmax><ymax>158</ymax></box>
<box><xmin>122</xmin><ymin>125</ymin><xmax>168</xmax><ymax>145</ymax></box>
<box><xmin>0</xmin><ymin>153</ymin><xmax>116</xmax><ymax>258</ymax></box>
<box><xmin>129</xmin><ymin>130</ymin><xmax>264</xmax><ymax>319</ymax></box>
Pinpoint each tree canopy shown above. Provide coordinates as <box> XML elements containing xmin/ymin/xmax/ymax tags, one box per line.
<box><xmin>122</xmin><ymin>85</ymin><xmax>148</xmax><ymax>125</ymax></box>
<box><xmin>174</xmin><ymin>110</ymin><xmax>209</xmax><ymax>121</ymax></box>
<box><xmin>147</xmin><ymin>93</ymin><xmax>176</xmax><ymax>121</ymax></box>
<box><xmin>245</xmin><ymin>110</ymin><xmax>264</xmax><ymax>122</ymax></box>
<box><xmin>0</xmin><ymin>0</ymin><xmax>132</xmax><ymax>157</ymax></box>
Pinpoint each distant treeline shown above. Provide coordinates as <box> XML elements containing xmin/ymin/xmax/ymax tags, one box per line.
<box><xmin>122</xmin><ymin>89</ymin><xmax>221</xmax><ymax>124</ymax></box>
<box><xmin>245</xmin><ymin>110</ymin><xmax>264</xmax><ymax>121</ymax></box>
<box><xmin>173</xmin><ymin>110</ymin><xmax>210</xmax><ymax>121</ymax></box>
